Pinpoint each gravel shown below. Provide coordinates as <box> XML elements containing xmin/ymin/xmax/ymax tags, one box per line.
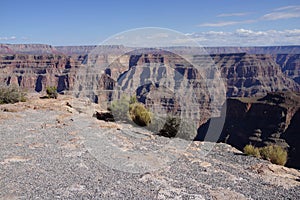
<box><xmin>0</xmin><ymin>108</ymin><xmax>299</xmax><ymax>199</ymax></box>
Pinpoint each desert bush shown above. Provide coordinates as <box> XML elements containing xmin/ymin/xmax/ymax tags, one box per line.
<box><xmin>108</xmin><ymin>95</ymin><xmax>152</xmax><ymax>126</ymax></box>
<box><xmin>0</xmin><ymin>85</ymin><xmax>26</xmax><ymax>104</ymax></box>
<box><xmin>259</xmin><ymin>145</ymin><xmax>287</xmax><ymax>166</ymax></box>
<box><xmin>147</xmin><ymin>114</ymin><xmax>196</xmax><ymax>140</ymax></box>
<box><xmin>129</xmin><ymin>95</ymin><xmax>137</xmax><ymax>104</ymax></box>
<box><xmin>243</xmin><ymin>144</ymin><xmax>261</xmax><ymax>158</ymax></box>
<box><xmin>109</xmin><ymin>96</ymin><xmax>130</xmax><ymax>121</ymax></box>
<box><xmin>243</xmin><ymin>144</ymin><xmax>288</xmax><ymax>166</ymax></box>
<box><xmin>46</xmin><ymin>86</ymin><xmax>58</xmax><ymax>99</ymax></box>
<box><xmin>129</xmin><ymin>102</ymin><xmax>152</xmax><ymax>126</ymax></box>
<box><xmin>158</xmin><ymin>116</ymin><xmax>181</xmax><ymax>138</ymax></box>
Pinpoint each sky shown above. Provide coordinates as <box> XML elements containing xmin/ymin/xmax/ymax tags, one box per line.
<box><xmin>1</xmin><ymin>0</ymin><xmax>300</xmax><ymax>46</ymax></box>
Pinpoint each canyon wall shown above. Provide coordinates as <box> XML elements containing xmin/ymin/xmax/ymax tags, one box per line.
<box><xmin>0</xmin><ymin>51</ymin><xmax>299</xmax><ymax>98</ymax></box>
<box><xmin>1</xmin><ymin>44</ymin><xmax>300</xmax><ymax>168</ymax></box>
<box><xmin>197</xmin><ymin>92</ymin><xmax>300</xmax><ymax>168</ymax></box>
<box><xmin>0</xmin><ymin>54</ymin><xmax>84</xmax><ymax>92</ymax></box>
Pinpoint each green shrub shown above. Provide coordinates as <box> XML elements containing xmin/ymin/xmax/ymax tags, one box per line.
<box><xmin>129</xmin><ymin>95</ymin><xmax>137</xmax><ymax>104</ymax></box>
<box><xmin>243</xmin><ymin>144</ymin><xmax>288</xmax><ymax>166</ymax></box>
<box><xmin>147</xmin><ymin>114</ymin><xmax>197</xmax><ymax>140</ymax></box>
<box><xmin>0</xmin><ymin>85</ymin><xmax>26</xmax><ymax>104</ymax></box>
<box><xmin>46</xmin><ymin>86</ymin><xmax>58</xmax><ymax>99</ymax></box>
<box><xmin>129</xmin><ymin>103</ymin><xmax>152</xmax><ymax>126</ymax></box>
<box><xmin>259</xmin><ymin>145</ymin><xmax>287</xmax><ymax>166</ymax></box>
<box><xmin>243</xmin><ymin>144</ymin><xmax>261</xmax><ymax>158</ymax></box>
<box><xmin>108</xmin><ymin>95</ymin><xmax>152</xmax><ymax>126</ymax></box>
<box><xmin>158</xmin><ymin>116</ymin><xmax>181</xmax><ymax>138</ymax></box>
<box><xmin>109</xmin><ymin>95</ymin><xmax>131</xmax><ymax>121</ymax></box>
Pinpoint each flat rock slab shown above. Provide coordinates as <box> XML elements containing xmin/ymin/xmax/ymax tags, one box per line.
<box><xmin>0</xmin><ymin>105</ymin><xmax>300</xmax><ymax>199</ymax></box>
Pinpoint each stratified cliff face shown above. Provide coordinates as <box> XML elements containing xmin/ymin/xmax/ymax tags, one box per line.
<box><xmin>209</xmin><ymin>53</ymin><xmax>300</xmax><ymax>96</ymax></box>
<box><xmin>197</xmin><ymin>92</ymin><xmax>300</xmax><ymax>169</ymax></box>
<box><xmin>0</xmin><ymin>52</ymin><xmax>299</xmax><ymax>98</ymax></box>
<box><xmin>274</xmin><ymin>54</ymin><xmax>300</xmax><ymax>84</ymax></box>
<box><xmin>75</xmin><ymin>51</ymin><xmax>216</xmax><ymax>130</ymax></box>
<box><xmin>0</xmin><ymin>44</ymin><xmax>59</xmax><ymax>54</ymax></box>
<box><xmin>2</xmin><ymin>44</ymin><xmax>300</xmax><ymax>55</ymax></box>
<box><xmin>0</xmin><ymin>54</ymin><xmax>84</xmax><ymax>92</ymax></box>
<box><xmin>1</xmin><ymin>45</ymin><xmax>300</xmax><ymax>168</ymax></box>
<box><xmin>204</xmin><ymin>46</ymin><xmax>300</xmax><ymax>54</ymax></box>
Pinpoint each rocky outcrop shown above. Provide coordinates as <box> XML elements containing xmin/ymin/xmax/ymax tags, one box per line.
<box><xmin>0</xmin><ymin>51</ymin><xmax>299</xmax><ymax>120</ymax></box>
<box><xmin>0</xmin><ymin>44</ymin><xmax>59</xmax><ymax>54</ymax></box>
<box><xmin>76</xmin><ymin>51</ymin><xmax>216</xmax><ymax>129</ymax></box>
<box><xmin>0</xmin><ymin>54</ymin><xmax>84</xmax><ymax>92</ymax></box>
<box><xmin>0</xmin><ymin>44</ymin><xmax>300</xmax><ymax>98</ymax></box>
<box><xmin>209</xmin><ymin>53</ymin><xmax>300</xmax><ymax>96</ymax></box>
<box><xmin>197</xmin><ymin>92</ymin><xmax>300</xmax><ymax>169</ymax></box>
<box><xmin>0</xmin><ymin>95</ymin><xmax>300</xmax><ymax>199</ymax></box>
<box><xmin>204</xmin><ymin>45</ymin><xmax>300</xmax><ymax>54</ymax></box>
<box><xmin>274</xmin><ymin>54</ymin><xmax>300</xmax><ymax>84</ymax></box>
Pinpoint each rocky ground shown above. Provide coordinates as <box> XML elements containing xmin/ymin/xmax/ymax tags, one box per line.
<box><xmin>0</xmin><ymin>94</ymin><xmax>300</xmax><ymax>199</ymax></box>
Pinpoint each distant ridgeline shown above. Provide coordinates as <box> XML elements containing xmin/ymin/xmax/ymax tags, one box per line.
<box><xmin>0</xmin><ymin>44</ymin><xmax>299</xmax><ymax>96</ymax></box>
<box><xmin>1</xmin><ymin>43</ymin><xmax>300</xmax><ymax>55</ymax></box>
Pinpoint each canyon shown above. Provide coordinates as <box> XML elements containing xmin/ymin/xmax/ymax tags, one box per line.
<box><xmin>0</xmin><ymin>44</ymin><xmax>300</xmax><ymax>168</ymax></box>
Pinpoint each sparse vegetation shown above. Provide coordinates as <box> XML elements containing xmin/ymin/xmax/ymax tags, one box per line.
<box><xmin>109</xmin><ymin>95</ymin><xmax>152</xmax><ymax>126</ymax></box>
<box><xmin>108</xmin><ymin>95</ymin><xmax>196</xmax><ymax>139</ymax></box>
<box><xmin>148</xmin><ymin>115</ymin><xmax>196</xmax><ymax>140</ymax></box>
<box><xmin>129</xmin><ymin>102</ymin><xmax>151</xmax><ymax>126</ymax></box>
<box><xmin>243</xmin><ymin>144</ymin><xmax>261</xmax><ymax>158</ymax></box>
<box><xmin>158</xmin><ymin>116</ymin><xmax>181</xmax><ymax>138</ymax></box>
<box><xmin>46</xmin><ymin>86</ymin><xmax>58</xmax><ymax>99</ymax></box>
<box><xmin>109</xmin><ymin>95</ymin><xmax>131</xmax><ymax>121</ymax></box>
<box><xmin>129</xmin><ymin>95</ymin><xmax>137</xmax><ymax>104</ymax></box>
<box><xmin>243</xmin><ymin>144</ymin><xmax>287</xmax><ymax>165</ymax></box>
<box><xmin>0</xmin><ymin>85</ymin><xmax>26</xmax><ymax>104</ymax></box>
<box><xmin>259</xmin><ymin>145</ymin><xmax>288</xmax><ymax>166</ymax></box>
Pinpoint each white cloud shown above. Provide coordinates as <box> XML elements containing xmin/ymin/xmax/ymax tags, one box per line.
<box><xmin>184</xmin><ymin>29</ymin><xmax>300</xmax><ymax>46</ymax></box>
<box><xmin>199</xmin><ymin>21</ymin><xmax>240</xmax><ymax>27</ymax></box>
<box><xmin>199</xmin><ymin>20</ymin><xmax>256</xmax><ymax>27</ymax></box>
<box><xmin>235</xmin><ymin>29</ymin><xmax>267</xmax><ymax>36</ymax></box>
<box><xmin>217</xmin><ymin>12</ymin><xmax>251</xmax><ymax>17</ymax></box>
<box><xmin>274</xmin><ymin>5</ymin><xmax>300</xmax><ymax>11</ymax></box>
<box><xmin>199</xmin><ymin>5</ymin><xmax>300</xmax><ymax>28</ymax></box>
<box><xmin>284</xmin><ymin>29</ymin><xmax>300</xmax><ymax>36</ymax></box>
<box><xmin>0</xmin><ymin>36</ymin><xmax>17</xmax><ymax>41</ymax></box>
<box><xmin>263</xmin><ymin>5</ymin><xmax>300</xmax><ymax>20</ymax></box>
<box><xmin>262</xmin><ymin>12</ymin><xmax>300</xmax><ymax>20</ymax></box>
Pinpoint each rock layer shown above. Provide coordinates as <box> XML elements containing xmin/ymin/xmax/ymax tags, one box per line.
<box><xmin>197</xmin><ymin>92</ymin><xmax>300</xmax><ymax>169</ymax></box>
<box><xmin>1</xmin><ymin>51</ymin><xmax>299</xmax><ymax>97</ymax></box>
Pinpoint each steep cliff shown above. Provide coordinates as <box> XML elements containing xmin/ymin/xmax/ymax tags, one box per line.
<box><xmin>0</xmin><ymin>54</ymin><xmax>83</xmax><ymax>92</ymax></box>
<box><xmin>209</xmin><ymin>53</ymin><xmax>300</xmax><ymax>96</ymax></box>
<box><xmin>0</xmin><ymin>51</ymin><xmax>299</xmax><ymax>98</ymax></box>
<box><xmin>274</xmin><ymin>54</ymin><xmax>300</xmax><ymax>84</ymax></box>
<box><xmin>0</xmin><ymin>44</ymin><xmax>59</xmax><ymax>54</ymax></box>
<box><xmin>1</xmin><ymin>45</ymin><xmax>300</xmax><ymax>168</ymax></box>
<box><xmin>74</xmin><ymin>51</ymin><xmax>216</xmax><ymax>130</ymax></box>
<box><xmin>197</xmin><ymin>92</ymin><xmax>300</xmax><ymax>169</ymax></box>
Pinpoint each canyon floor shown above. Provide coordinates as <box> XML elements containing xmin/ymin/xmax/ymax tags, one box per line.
<box><xmin>0</xmin><ymin>94</ymin><xmax>300</xmax><ymax>199</ymax></box>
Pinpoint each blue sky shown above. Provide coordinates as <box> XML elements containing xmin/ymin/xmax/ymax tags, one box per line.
<box><xmin>1</xmin><ymin>0</ymin><xmax>300</xmax><ymax>46</ymax></box>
